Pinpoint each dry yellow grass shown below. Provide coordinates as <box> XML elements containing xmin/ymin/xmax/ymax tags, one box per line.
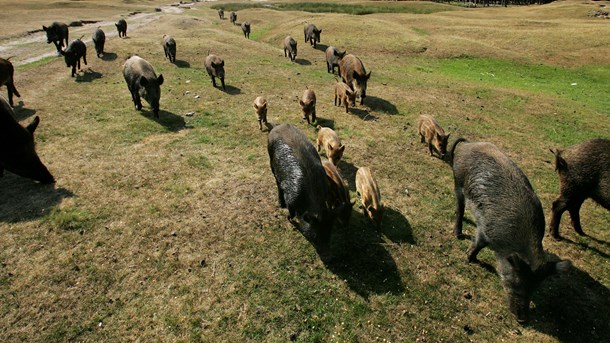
<box><xmin>0</xmin><ymin>0</ymin><xmax>609</xmax><ymax>341</ymax></box>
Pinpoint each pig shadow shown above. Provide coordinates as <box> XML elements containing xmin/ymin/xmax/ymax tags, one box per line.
<box><xmin>337</xmin><ymin>160</ymin><xmax>358</xmax><ymax>192</ymax></box>
<box><xmin>75</xmin><ymin>68</ymin><xmax>103</xmax><ymax>83</ymax></box>
<box><xmin>382</xmin><ymin>207</ymin><xmax>416</xmax><ymax>244</ymax></box>
<box><xmin>350</xmin><ymin>107</ymin><xmax>377</xmax><ymax>121</ymax></box>
<box><xmin>222</xmin><ymin>85</ymin><xmax>241</xmax><ymax>95</ymax></box>
<box><xmin>366</xmin><ymin>96</ymin><xmax>399</xmax><ymax>115</ymax></box>
<box><xmin>148</xmin><ymin>110</ymin><xmax>186</xmax><ymax>132</ymax></box>
<box><xmin>101</xmin><ymin>52</ymin><xmax>118</xmax><ymax>61</ymax></box>
<box><xmin>560</xmin><ymin>236</ymin><xmax>610</xmax><ymax>259</ymax></box>
<box><xmin>12</xmin><ymin>101</ymin><xmax>37</xmax><ymax>121</ymax></box>
<box><xmin>313</xmin><ymin>43</ymin><xmax>328</xmax><ymax>52</ymax></box>
<box><xmin>295</xmin><ymin>58</ymin><xmax>311</xmax><ymax>66</ymax></box>
<box><xmin>321</xmin><ymin>214</ymin><xmax>405</xmax><ymax>299</ymax></box>
<box><xmin>0</xmin><ymin>173</ymin><xmax>74</xmax><ymax>223</ymax></box>
<box><xmin>528</xmin><ymin>265</ymin><xmax>610</xmax><ymax>342</ymax></box>
<box><xmin>174</xmin><ymin>59</ymin><xmax>190</xmax><ymax>68</ymax></box>
<box><xmin>315</xmin><ymin>117</ymin><xmax>335</xmax><ymax>129</ymax></box>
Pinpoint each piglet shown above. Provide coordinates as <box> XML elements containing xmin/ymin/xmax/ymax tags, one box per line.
<box><xmin>356</xmin><ymin>167</ymin><xmax>384</xmax><ymax>230</ymax></box>
<box><xmin>316</xmin><ymin>126</ymin><xmax>345</xmax><ymax>166</ymax></box>
<box><xmin>417</xmin><ymin>114</ymin><xmax>450</xmax><ymax>159</ymax></box>
<box><xmin>299</xmin><ymin>88</ymin><xmax>316</xmax><ymax>125</ymax></box>
<box><xmin>253</xmin><ymin>96</ymin><xmax>268</xmax><ymax>131</ymax></box>
<box><xmin>334</xmin><ymin>80</ymin><xmax>356</xmax><ymax>113</ymax></box>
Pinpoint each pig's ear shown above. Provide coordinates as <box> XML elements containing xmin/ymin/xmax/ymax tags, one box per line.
<box><xmin>318</xmin><ymin>29</ymin><xmax>322</xmax><ymax>34</ymax></box>
<box><xmin>253</xmin><ymin>103</ymin><xmax>259</xmax><ymax>110</ymax></box>
<box><xmin>366</xmin><ymin>205</ymin><xmax>374</xmax><ymax>214</ymax></box>
<box><xmin>220</xmin><ymin>60</ymin><xmax>225</xmax><ymax>67</ymax></box>
<box><xmin>26</xmin><ymin>116</ymin><xmax>40</xmax><ymax>135</ymax></box>
<box><xmin>446</xmin><ymin>133</ymin><xmax>451</xmax><ymax>140</ymax></box>
<box><xmin>366</xmin><ymin>71</ymin><xmax>371</xmax><ymax>80</ymax></box>
<box><xmin>338</xmin><ymin>145</ymin><xmax>345</xmax><ymax>154</ymax></box>
<box><xmin>302</xmin><ymin>212</ymin><xmax>314</xmax><ymax>223</ymax></box>
<box><xmin>352</xmin><ymin>71</ymin><xmax>360</xmax><ymax>80</ymax></box>
<box><xmin>139</xmin><ymin>77</ymin><xmax>148</xmax><ymax>87</ymax></box>
<box><xmin>299</xmin><ymin>100</ymin><xmax>305</xmax><ymax>107</ymax></box>
<box><xmin>43</xmin><ymin>26</ymin><xmax>48</xmax><ymax>31</ymax></box>
<box><xmin>327</xmin><ymin>143</ymin><xmax>334</xmax><ymax>151</ymax></box>
<box><xmin>157</xmin><ymin>74</ymin><xmax>164</xmax><ymax>86</ymax></box>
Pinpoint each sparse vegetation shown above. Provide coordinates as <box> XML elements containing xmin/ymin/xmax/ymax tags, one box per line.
<box><xmin>0</xmin><ymin>0</ymin><xmax>609</xmax><ymax>342</ymax></box>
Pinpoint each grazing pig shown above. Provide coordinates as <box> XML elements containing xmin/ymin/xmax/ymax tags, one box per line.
<box><xmin>61</xmin><ymin>39</ymin><xmax>87</xmax><ymax>77</ymax></box>
<box><xmin>163</xmin><ymin>35</ymin><xmax>177</xmax><ymax>63</ymax></box>
<box><xmin>268</xmin><ymin>123</ymin><xmax>334</xmax><ymax>247</ymax></box>
<box><xmin>450</xmin><ymin>139</ymin><xmax>571</xmax><ymax>323</ymax></box>
<box><xmin>43</xmin><ymin>22</ymin><xmax>69</xmax><ymax>53</ymax></box>
<box><xmin>322</xmin><ymin>160</ymin><xmax>354</xmax><ymax>227</ymax></box>
<box><xmin>230</xmin><ymin>12</ymin><xmax>237</xmax><ymax>25</ymax></box>
<box><xmin>241</xmin><ymin>21</ymin><xmax>251</xmax><ymax>39</ymax></box>
<box><xmin>122</xmin><ymin>55</ymin><xmax>164</xmax><ymax>118</ymax></box>
<box><xmin>115</xmin><ymin>19</ymin><xmax>127</xmax><ymax>38</ymax></box>
<box><xmin>356</xmin><ymin>167</ymin><xmax>384</xmax><ymax>230</ymax></box>
<box><xmin>299</xmin><ymin>88</ymin><xmax>316</xmax><ymax>125</ymax></box>
<box><xmin>0</xmin><ymin>97</ymin><xmax>54</xmax><ymax>184</ymax></box>
<box><xmin>417</xmin><ymin>114</ymin><xmax>450</xmax><ymax>159</ymax></box>
<box><xmin>218</xmin><ymin>8</ymin><xmax>224</xmax><ymax>19</ymax></box>
<box><xmin>92</xmin><ymin>28</ymin><xmax>105</xmax><ymax>58</ymax></box>
<box><xmin>549</xmin><ymin>138</ymin><xmax>610</xmax><ymax>240</ymax></box>
<box><xmin>304</xmin><ymin>23</ymin><xmax>322</xmax><ymax>48</ymax></box>
<box><xmin>316</xmin><ymin>126</ymin><xmax>345</xmax><ymax>166</ymax></box>
<box><xmin>204</xmin><ymin>54</ymin><xmax>226</xmax><ymax>90</ymax></box>
<box><xmin>283</xmin><ymin>36</ymin><xmax>297</xmax><ymax>62</ymax></box>
<box><xmin>253</xmin><ymin>96</ymin><xmax>268</xmax><ymax>131</ymax></box>
<box><xmin>339</xmin><ymin>54</ymin><xmax>371</xmax><ymax>105</ymax></box>
<box><xmin>0</xmin><ymin>58</ymin><xmax>21</xmax><ymax>107</ymax></box>
<box><xmin>325</xmin><ymin>46</ymin><xmax>346</xmax><ymax>74</ymax></box>
<box><xmin>334</xmin><ymin>80</ymin><xmax>356</xmax><ymax>113</ymax></box>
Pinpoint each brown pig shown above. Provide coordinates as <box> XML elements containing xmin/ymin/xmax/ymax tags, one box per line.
<box><xmin>316</xmin><ymin>126</ymin><xmax>345</xmax><ymax>166</ymax></box>
<box><xmin>356</xmin><ymin>167</ymin><xmax>384</xmax><ymax>230</ymax></box>
<box><xmin>339</xmin><ymin>54</ymin><xmax>370</xmax><ymax>105</ymax></box>
<box><xmin>322</xmin><ymin>160</ymin><xmax>353</xmax><ymax>227</ymax></box>
<box><xmin>283</xmin><ymin>36</ymin><xmax>297</xmax><ymax>62</ymax></box>
<box><xmin>253</xmin><ymin>96</ymin><xmax>268</xmax><ymax>131</ymax></box>
<box><xmin>334</xmin><ymin>80</ymin><xmax>356</xmax><ymax>113</ymax></box>
<box><xmin>0</xmin><ymin>58</ymin><xmax>21</xmax><ymax>107</ymax></box>
<box><xmin>549</xmin><ymin>138</ymin><xmax>610</xmax><ymax>240</ymax></box>
<box><xmin>299</xmin><ymin>88</ymin><xmax>316</xmax><ymax>125</ymax></box>
<box><xmin>417</xmin><ymin>114</ymin><xmax>450</xmax><ymax>159</ymax></box>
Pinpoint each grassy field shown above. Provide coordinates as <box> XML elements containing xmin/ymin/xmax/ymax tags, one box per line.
<box><xmin>1</xmin><ymin>0</ymin><xmax>609</xmax><ymax>341</ymax></box>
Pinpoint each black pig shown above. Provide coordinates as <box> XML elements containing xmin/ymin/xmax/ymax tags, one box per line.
<box><xmin>241</xmin><ymin>22</ymin><xmax>251</xmax><ymax>39</ymax></box>
<box><xmin>115</xmin><ymin>19</ymin><xmax>127</xmax><ymax>38</ymax></box>
<box><xmin>92</xmin><ymin>28</ymin><xmax>105</xmax><ymax>58</ymax></box>
<box><xmin>0</xmin><ymin>97</ymin><xmax>54</xmax><ymax>184</ymax></box>
<box><xmin>0</xmin><ymin>58</ymin><xmax>21</xmax><ymax>107</ymax></box>
<box><xmin>122</xmin><ymin>55</ymin><xmax>164</xmax><ymax>118</ymax></box>
<box><xmin>61</xmin><ymin>39</ymin><xmax>87</xmax><ymax>77</ymax></box>
<box><xmin>163</xmin><ymin>35</ymin><xmax>177</xmax><ymax>63</ymax></box>
<box><xmin>43</xmin><ymin>22</ymin><xmax>69</xmax><ymax>53</ymax></box>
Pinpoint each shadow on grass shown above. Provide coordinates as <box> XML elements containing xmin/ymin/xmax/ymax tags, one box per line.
<box><xmin>366</xmin><ymin>96</ymin><xmax>399</xmax><ymax>115</ymax></box>
<box><xmin>101</xmin><ymin>52</ymin><xmax>118</xmax><ymax>61</ymax></box>
<box><xmin>321</xmin><ymin>216</ymin><xmax>405</xmax><ymax>298</ymax></box>
<box><xmin>0</xmin><ymin>173</ymin><xmax>74</xmax><ymax>223</ymax></box>
<box><xmin>529</xmin><ymin>265</ymin><xmax>610</xmax><ymax>342</ymax></box>
<box><xmin>148</xmin><ymin>109</ymin><xmax>186</xmax><ymax>132</ymax></box>
<box><xmin>337</xmin><ymin>160</ymin><xmax>358</xmax><ymax>192</ymax></box>
<box><xmin>295</xmin><ymin>58</ymin><xmax>311</xmax><ymax>66</ymax></box>
<box><xmin>174</xmin><ymin>59</ymin><xmax>190</xmax><ymax>68</ymax></box>
<box><xmin>560</xmin><ymin>236</ymin><xmax>610</xmax><ymax>259</ymax></box>
<box><xmin>222</xmin><ymin>85</ymin><xmax>241</xmax><ymax>95</ymax></box>
<box><xmin>315</xmin><ymin>117</ymin><xmax>335</xmax><ymax>129</ymax></box>
<box><xmin>382</xmin><ymin>206</ymin><xmax>415</xmax><ymax>244</ymax></box>
<box><xmin>313</xmin><ymin>43</ymin><xmax>328</xmax><ymax>52</ymax></box>
<box><xmin>75</xmin><ymin>68</ymin><xmax>103</xmax><ymax>83</ymax></box>
<box><xmin>350</xmin><ymin>107</ymin><xmax>377</xmax><ymax>121</ymax></box>
<box><xmin>12</xmin><ymin>101</ymin><xmax>37</xmax><ymax>121</ymax></box>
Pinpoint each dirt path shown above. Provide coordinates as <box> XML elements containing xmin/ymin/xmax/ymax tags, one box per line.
<box><xmin>0</xmin><ymin>2</ymin><xmax>197</xmax><ymax>67</ymax></box>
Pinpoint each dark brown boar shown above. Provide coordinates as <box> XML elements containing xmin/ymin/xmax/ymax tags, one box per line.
<box><xmin>230</xmin><ymin>12</ymin><xmax>237</xmax><ymax>25</ymax></box>
<box><xmin>92</xmin><ymin>28</ymin><xmax>105</xmax><ymax>58</ymax></box>
<box><xmin>339</xmin><ymin>54</ymin><xmax>370</xmax><ymax>105</ymax></box>
<box><xmin>0</xmin><ymin>97</ymin><xmax>54</xmax><ymax>184</ymax></box>
<box><xmin>218</xmin><ymin>8</ymin><xmax>224</xmax><ymax>19</ymax></box>
<box><xmin>322</xmin><ymin>160</ymin><xmax>353</xmax><ymax>227</ymax></box>
<box><xmin>304</xmin><ymin>23</ymin><xmax>322</xmax><ymax>48</ymax></box>
<box><xmin>325</xmin><ymin>46</ymin><xmax>346</xmax><ymax>74</ymax></box>
<box><xmin>122</xmin><ymin>55</ymin><xmax>164</xmax><ymax>118</ymax></box>
<box><xmin>299</xmin><ymin>88</ymin><xmax>316</xmax><ymax>125</ymax></box>
<box><xmin>241</xmin><ymin>22</ymin><xmax>250</xmax><ymax>39</ymax></box>
<box><xmin>549</xmin><ymin>138</ymin><xmax>610</xmax><ymax>240</ymax></box>
<box><xmin>450</xmin><ymin>139</ymin><xmax>571</xmax><ymax>323</ymax></box>
<box><xmin>204</xmin><ymin>54</ymin><xmax>225</xmax><ymax>90</ymax></box>
<box><xmin>163</xmin><ymin>35</ymin><xmax>177</xmax><ymax>63</ymax></box>
<box><xmin>417</xmin><ymin>114</ymin><xmax>450</xmax><ymax>159</ymax></box>
<box><xmin>283</xmin><ymin>36</ymin><xmax>297</xmax><ymax>62</ymax></box>
<box><xmin>0</xmin><ymin>58</ymin><xmax>21</xmax><ymax>107</ymax></box>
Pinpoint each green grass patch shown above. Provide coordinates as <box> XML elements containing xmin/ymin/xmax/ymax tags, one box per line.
<box><xmin>212</xmin><ymin>2</ymin><xmax>453</xmax><ymax>15</ymax></box>
<box><xmin>45</xmin><ymin>206</ymin><xmax>94</xmax><ymax>231</ymax></box>
<box><xmin>15</xmin><ymin>55</ymin><xmax>57</xmax><ymax>71</ymax></box>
